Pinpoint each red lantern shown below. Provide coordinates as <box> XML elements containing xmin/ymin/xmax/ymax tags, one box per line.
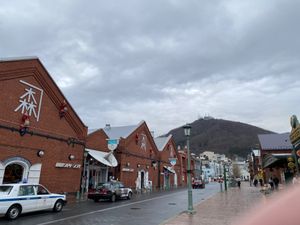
<box><xmin>150</xmin><ymin>148</ymin><xmax>153</xmax><ymax>158</ymax></box>
<box><xmin>19</xmin><ymin>113</ymin><xmax>30</xmax><ymax>136</ymax></box>
<box><xmin>59</xmin><ymin>100</ymin><xmax>68</xmax><ymax>118</ymax></box>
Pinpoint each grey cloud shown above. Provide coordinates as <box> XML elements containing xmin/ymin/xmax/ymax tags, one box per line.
<box><xmin>1</xmin><ymin>0</ymin><xmax>300</xmax><ymax>134</ymax></box>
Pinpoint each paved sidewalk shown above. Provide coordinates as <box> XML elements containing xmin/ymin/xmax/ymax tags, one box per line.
<box><xmin>162</xmin><ymin>183</ymin><xmax>264</xmax><ymax>225</ymax></box>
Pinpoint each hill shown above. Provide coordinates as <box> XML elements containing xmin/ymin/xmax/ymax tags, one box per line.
<box><xmin>166</xmin><ymin>118</ymin><xmax>274</xmax><ymax>158</ymax></box>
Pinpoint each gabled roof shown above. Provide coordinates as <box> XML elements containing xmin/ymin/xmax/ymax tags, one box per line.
<box><xmin>103</xmin><ymin>121</ymin><xmax>144</xmax><ymax>139</ymax></box>
<box><xmin>0</xmin><ymin>56</ymin><xmax>38</xmax><ymax>62</ymax></box>
<box><xmin>154</xmin><ymin>134</ymin><xmax>172</xmax><ymax>151</ymax></box>
<box><xmin>88</xmin><ymin>128</ymin><xmax>98</xmax><ymax>135</ymax></box>
<box><xmin>258</xmin><ymin>133</ymin><xmax>292</xmax><ymax>150</ymax></box>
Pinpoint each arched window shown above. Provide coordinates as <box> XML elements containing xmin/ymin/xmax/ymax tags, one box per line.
<box><xmin>3</xmin><ymin>163</ymin><xmax>24</xmax><ymax>184</ymax></box>
<box><xmin>1</xmin><ymin>157</ymin><xmax>31</xmax><ymax>184</ymax></box>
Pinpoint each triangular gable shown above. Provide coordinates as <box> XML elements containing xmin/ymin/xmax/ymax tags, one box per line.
<box><xmin>86</xmin><ymin>129</ymin><xmax>109</xmax><ymax>152</ymax></box>
<box><xmin>126</xmin><ymin>121</ymin><xmax>160</xmax><ymax>155</ymax></box>
<box><xmin>0</xmin><ymin>57</ymin><xmax>87</xmax><ymax>139</ymax></box>
<box><xmin>159</xmin><ymin>135</ymin><xmax>180</xmax><ymax>161</ymax></box>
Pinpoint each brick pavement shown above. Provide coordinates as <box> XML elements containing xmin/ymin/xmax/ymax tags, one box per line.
<box><xmin>162</xmin><ymin>182</ymin><xmax>264</xmax><ymax>225</ymax></box>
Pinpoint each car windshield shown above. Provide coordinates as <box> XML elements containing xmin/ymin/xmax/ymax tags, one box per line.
<box><xmin>0</xmin><ymin>185</ymin><xmax>13</xmax><ymax>195</ymax></box>
<box><xmin>97</xmin><ymin>183</ymin><xmax>111</xmax><ymax>189</ymax></box>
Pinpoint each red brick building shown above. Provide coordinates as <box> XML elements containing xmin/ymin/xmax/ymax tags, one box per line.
<box><xmin>177</xmin><ymin>146</ymin><xmax>195</xmax><ymax>186</ymax></box>
<box><xmin>0</xmin><ymin>58</ymin><xmax>87</xmax><ymax>195</ymax></box>
<box><xmin>258</xmin><ymin>133</ymin><xmax>293</xmax><ymax>184</ymax></box>
<box><xmin>154</xmin><ymin>135</ymin><xmax>182</xmax><ymax>189</ymax></box>
<box><xmin>87</xmin><ymin>121</ymin><xmax>161</xmax><ymax>191</ymax></box>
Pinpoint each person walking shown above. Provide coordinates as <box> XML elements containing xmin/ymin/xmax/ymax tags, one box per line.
<box><xmin>253</xmin><ymin>178</ymin><xmax>258</xmax><ymax>187</ymax></box>
<box><xmin>273</xmin><ymin>176</ymin><xmax>279</xmax><ymax>190</ymax></box>
<box><xmin>268</xmin><ymin>177</ymin><xmax>274</xmax><ymax>190</ymax></box>
<box><xmin>236</xmin><ymin>177</ymin><xmax>241</xmax><ymax>188</ymax></box>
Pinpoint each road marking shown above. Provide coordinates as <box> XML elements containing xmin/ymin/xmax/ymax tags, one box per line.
<box><xmin>36</xmin><ymin>191</ymin><xmax>186</xmax><ymax>225</ymax></box>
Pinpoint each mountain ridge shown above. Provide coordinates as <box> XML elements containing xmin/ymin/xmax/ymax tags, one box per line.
<box><xmin>166</xmin><ymin>118</ymin><xmax>275</xmax><ymax>158</ymax></box>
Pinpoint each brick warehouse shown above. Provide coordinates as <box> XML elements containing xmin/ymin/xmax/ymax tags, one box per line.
<box><xmin>86</xmin><ymin>121</ymin><xmax>184</xmax><ymax>191</ymax></box>
<box><xmin>154</xmin><ymin>134</ymin><xmax>182</xmax><ymax>189</ymax></box>
<box><xmin>0</xmin><ymin>57</ymin><xmax>87</xmax><ymax>195</ymax></box>
<box><xmin>90</xmin><ymin>121</ymin><xmax>161</xmax><ymax>190</ymax></box>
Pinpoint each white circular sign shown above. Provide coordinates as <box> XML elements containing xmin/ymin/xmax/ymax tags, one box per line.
<box><xmin>107</xmin><ymin>139</ymin><xmax>118</xmax><ymax>151</ymax></box>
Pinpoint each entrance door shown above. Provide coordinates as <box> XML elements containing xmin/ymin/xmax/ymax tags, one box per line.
<box><xmin>3</xmin><ymin>164</ymin><xmax>24</xmax><ymax>184</ymax></box>
<box><xmin>174</xmin><ymin>173</ymin><xmax>178</xmax><ymax>187</ymax></box>
<box><xmin>164</xmin><ymin>174</ymin><xmax>170</xmax><ymax>190</ymax></box>
<box><xmin>140</xmin><ymin>171</ymin><xmax>145</xmax><ymax>189</ymax></box>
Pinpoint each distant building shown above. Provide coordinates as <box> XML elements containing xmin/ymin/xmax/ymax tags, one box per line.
<box><xmin>258</xmin><ymin>133</ymin><xmax>293</xmax><ymax>184</ymax></box>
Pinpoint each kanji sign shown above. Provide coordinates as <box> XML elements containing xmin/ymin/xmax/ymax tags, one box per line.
<box><xmin>14</xmin><ymin>80</ymin><xmax>44</xmax><ymax>122</ymax></box>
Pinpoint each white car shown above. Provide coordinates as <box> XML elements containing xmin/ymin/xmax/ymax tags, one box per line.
<box><xmin>0</xmin><ymin>183</ymin><xmax>66</xmax><ymax>220</ymax></box>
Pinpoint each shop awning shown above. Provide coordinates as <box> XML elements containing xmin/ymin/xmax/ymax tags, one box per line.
<box><xmin>263</xmin><ymin>153</ymin><xmax>291</xmax><ymax>168</ymax></box>
<box><xmin>86</xmin><ymin>149</ymin><xmax>118</xmax><ymax>167</ymax></box>
<box><xmin>163</xmin><ymin>166</ymin><xmax>175</xmax><ymax>174</ymax></box>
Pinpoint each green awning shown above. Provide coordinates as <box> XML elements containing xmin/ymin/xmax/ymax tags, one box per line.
<box><xmin>262</xmin><ymin>153</ymin><xmax>291</xmax><ymax>168</ymax></box>
<box><xmin>263</xmin><ymin>154</ymin><xmax>279</xmax><ymax>168</ymax></box>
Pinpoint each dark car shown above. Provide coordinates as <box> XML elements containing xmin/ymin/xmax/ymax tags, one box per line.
<box><xmin>192</xmin><ymin>180</ymin><xmax>205</xmax><ymax>189</ymax></box>
<box><xmin>88</xmin><ymin>181</ymin><xmax>133</xmax><ymax>202</ymax></box>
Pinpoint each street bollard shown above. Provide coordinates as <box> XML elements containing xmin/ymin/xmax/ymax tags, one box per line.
<box><xmin>220</xmin><ymin>181</ymin><xmax>223</xmax><ymax>192</ymax></box>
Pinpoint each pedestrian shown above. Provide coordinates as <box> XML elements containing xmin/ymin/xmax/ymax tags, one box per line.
<box><xmin>253</xmin><ymin>178</ymin><xmax>258</xmax><ymax>187</ymax></box>
<box><xmin>273</xmin><ymin>176</ymin><xmax>279</xmax><ymax>190</ymax></box>
<box><xmin>236</xmin><ymin>177</ymin><xmax>241</xmax><ymax>188</ymax></box>
<box><xmin>292</xmin><ymin>175</ymin><xmax>298</xmax><ymax>185</ymax></box>
<box><xmin>268</xmin><ymin>177</ymin><xmax>274</xmax><ymax>190</ymax></box>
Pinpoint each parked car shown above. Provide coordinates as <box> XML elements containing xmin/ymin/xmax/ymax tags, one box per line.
<box><xmin>88</xmin><ymin>181</ymin><xmax>133</xmax><ymax>202</ymax></box>
<box><xmin>192</xmin><ymin>180</ymin><xmax>205</xmax><ymax>189</ymax></box>
<box><xmin>0</xmin><ymin>183</ymin><xmax>66</xmax><ymax>220</ymax></box>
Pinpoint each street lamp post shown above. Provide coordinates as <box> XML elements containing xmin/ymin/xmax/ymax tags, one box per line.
<box><xmin>81</xmin><ymin>151</ymin><xmax>88</xmax><ymax>200</ymax></box>
<box><xmin>183</xmin><ymin>123</ymin><xmax>194</xmax><ymax>214</ymax></box>
<box><xmin>223</xmin><ymin>163</ymin><xmax>228</xmax><ymax>191</ymax></box>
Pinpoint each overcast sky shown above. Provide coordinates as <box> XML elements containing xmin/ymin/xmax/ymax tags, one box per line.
<box><xmin>1</xmin><ymin>0</ymin><xmax>300</xmax><ymax>136</ymax></box>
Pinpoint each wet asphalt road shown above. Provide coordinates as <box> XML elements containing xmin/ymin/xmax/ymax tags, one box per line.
<box><xmin>1</xmin><ymin>183</ymin><xmax>219</xmax><ymax>225</ymax></box>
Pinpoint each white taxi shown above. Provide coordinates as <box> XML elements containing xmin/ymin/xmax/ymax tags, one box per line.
<box><xmin>0</xmin><ymin>183</ymin><xmax>66</xmax><ymax>220</ymax></box>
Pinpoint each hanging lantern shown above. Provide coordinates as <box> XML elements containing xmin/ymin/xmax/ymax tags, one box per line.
<box><xmin>287</xmin><ymin>157</ymin><xmax>294</xmax><ymax>162</ymax></box>
<box><xmin>19</xmin><ymin>113</ymin><xmax>30</xmax><ymax>136</ymax></box>
<box><xmin>288</xmin><ymin>162</ymin><xmax>295</xmax><ymax>169</ymax></box>
<box><xmin>59</xmin><ymin>100</ymin><xmax>68</xmax><ymax>118</ymax></box>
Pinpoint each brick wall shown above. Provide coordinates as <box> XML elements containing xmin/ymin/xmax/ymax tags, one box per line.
<box><xmin>0</xmin><ymin>58</ymin><xmax>87</xmax><ymax>194</ymax></box>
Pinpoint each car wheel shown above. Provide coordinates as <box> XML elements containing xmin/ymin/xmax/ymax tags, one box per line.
<box><xmin>127</xmin><ymin>192</ymin><xmax>132</xmax><ymax>200</ymax></box>
<box><xmin>111</xmin><ymin>194</ymin><xmax>116</xmax><ymax>202</ymax></box>
<box><xmin>6</xmin><ymin>204</ymin><xmax>21</xmax><ymax>220</ymax></box>
<box><xmin>53</xmin><ymin>200</ymin><xmax>64</xmax><ymax>212</ymax></box>
<box><xmin>94</xmin><ymin>198</ymin><xmax>99</xmax><ymax>202</ymax></box>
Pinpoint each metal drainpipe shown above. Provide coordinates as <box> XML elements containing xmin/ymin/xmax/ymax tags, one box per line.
<box><xmin>158</xmin><ymin>160</ymin><xmax>161</xmax><ymax>190</ymax></box>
